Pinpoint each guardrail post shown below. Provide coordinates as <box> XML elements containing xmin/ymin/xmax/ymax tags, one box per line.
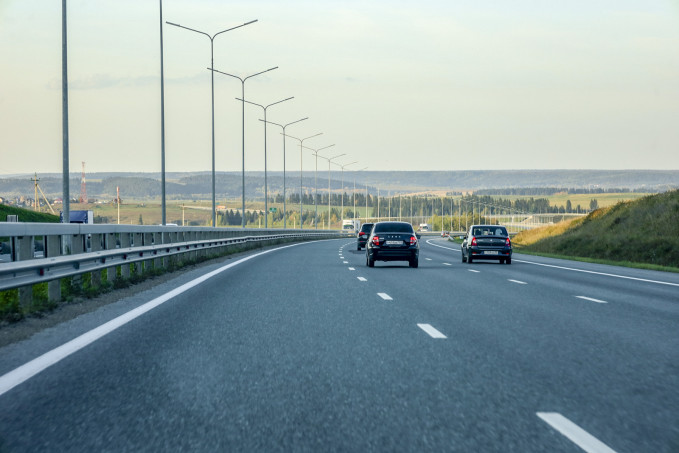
<box><xmin>143</xmin><ymin>232</ymin><xmax>154</xmax><ymax>271</ymax></box>
<box><xmin>132</xmin><ymin>232</ymin><xmax>143</xmax><ymax>274</ymax></box>
<box><xmin>44</xmin><ymin>234</ymin><xmax>62</xmax><ymax>302</ymax></box>
<box><xmin>90</xmin><ymin>233</ymin><xmax>103</xmax><ymax>288</ymax></box>
<box><xmin>13</xmin><ymin>235</ymin><xmax>34</xmax><ymax>307</ymax></box>
<box><xmin>105</xmin><ymin>233</ymin><xmax>117</xmax><ymax>283</ymax></box>
<box><xmin>119</xmin><ymin>233</ymin><xmax>131</xmax><ymax>278</ymax></box>
<box><xmin>70</xmin><ymin>233</ymin><xmax>86</xmax><ymax>288</ymax></box>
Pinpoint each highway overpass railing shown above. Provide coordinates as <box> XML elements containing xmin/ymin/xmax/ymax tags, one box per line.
<box><xmin>0</xmin><ymin>223</ymin><xmax>342</xmax><ymax>307</ymax></box>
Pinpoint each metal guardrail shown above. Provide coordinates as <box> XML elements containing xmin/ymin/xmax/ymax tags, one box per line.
<box><xmin>0</xmin><ymin>223</ymin><xmax>341</xmax><ymax>300</ymax></box>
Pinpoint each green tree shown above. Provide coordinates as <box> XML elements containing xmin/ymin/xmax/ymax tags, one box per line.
<box><xmin>589</xmin><ymin>199</ymin><xmax>599</xmax><ymax>211</ymax></box>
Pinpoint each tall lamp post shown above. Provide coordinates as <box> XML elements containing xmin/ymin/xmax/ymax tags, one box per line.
<box><xmin>209</xmin><ymin>67</ymin><xmax>277</xmax><ymax>227</ymax></box>
<box><xmin>338</xmin><ymin>160</ymin><xmax>357</xmax><ymax>224</ymax></box>
<box><xmin>259</xmin><ymin>117</ymin><xmax>308</xmax><ymax>228</ymax></box>
<box><xmin>167</xmin><ymin>18</ymin><xmax>257</xmax><ymax>227</ymax></box>
<box><xmin>282</xmin><ymin>133</ymin><xmax>323</xmax><ymax>229</ymax></box>
<box><xmin>319</xmin><ymin>153</ymin><xmax>346</xmax><ymax>229</ymax></box>
<box><xmin>354</xmin><ymin>166</ymin><xmax>368</xmax><ymax>222</ymax></box>
<box><xmin>236</xmin><ymin>96</ymin><xmax>293</xmax><ymax>228</ymax></box>
<box><xmin>303</xmin><ymin>144</ymin><xmax>335</xmax><ymax>229</ymax></box>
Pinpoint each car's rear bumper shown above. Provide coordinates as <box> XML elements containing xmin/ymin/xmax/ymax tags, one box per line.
<box><xmin>370</xmin><ymin>248</ymin><xmax>418</xmax><ymax>261</ymax></box>
<box><xmin>469</xmin><ymin>247</ymin><xmax>512</xmax><ymax>259</ymax></box>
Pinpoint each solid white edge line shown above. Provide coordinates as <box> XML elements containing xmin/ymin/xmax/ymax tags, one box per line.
<box><xmin>426</xmin><ymin>240</ymin><xmax>460</xmax><ymax>253</ymax></box>
<box><xmin>0</xmin><ymin>241</ymin><xmax>310</xmax><ymax>398</ymax></box>
<box><xmin>515</xmin><ymin>259</ymin><xmax>679</xmax><ymax>287</ymax></box>
<box><xmin>576</xmin><ymin>296</ymin><xmax>608</xmax><ymax>304</ymax></box>
<box><xmin>417</xmin><ymin>323</ymin><xmax>447</xmax><ymax>339</ymax></box>
<box><xmin>426</xmin><ymin>239</ymin><xmax>679</xmax><ymax>288</ymax></box>
<box><xmin>537</xmin><ymin>412</ymin><xmax>618</xmax><ymax>453</ymax></box>
<box><xmin>377</xmin><ymin>292</ymin><xmax>393</xmax><ymax>300</ymax></box>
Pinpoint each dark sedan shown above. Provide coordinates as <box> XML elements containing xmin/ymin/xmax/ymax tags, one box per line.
<box><xmin>366</xmin><ymin>221</ymin><xmax>419</xmax><ymax>268</ymax></box>
<box><xmin>356</xmin><ymin>223</ymin><xmax>374</xmax><ymax>250</ymax></box>
<box><xmin>461</xmin><ymin>224</ymin><xmax>512</xmax><ymax>264</ymax></box>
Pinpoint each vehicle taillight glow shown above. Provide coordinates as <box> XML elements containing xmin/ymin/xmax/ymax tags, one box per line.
<box><xmin>505</xmin><ymin>237</ymin><xmax>511</xmax><ymax>247</ymax></box>
<box><xmin>409</xmin><ymin>235</ymin><xmax>417</xmax><ymax>245</ymax></box>
<box><xmin>359</xmin><ymin>232</ymin><xmax>366</xmax><ymax>237</ymax></box>
<box><xmin>372</xmin><ymin>235</ymin><xmax>380</xmax><ymax>246</ymax></box>
<box><xmin>471</xmin><ymin>237</ymin><xmax>477</xmax><ymax>246</ymax></box>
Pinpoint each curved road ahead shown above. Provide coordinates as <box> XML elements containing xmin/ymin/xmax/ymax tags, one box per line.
<box><xmin>1</xmin><ymin>237</ymin><xmax>678</xmax><ymax>452</ymax></box>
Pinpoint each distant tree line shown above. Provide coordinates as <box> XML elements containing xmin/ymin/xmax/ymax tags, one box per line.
<box><xmin>475</xmin><ymin>187</ymin><xmax>654</xmax><ymax>196</ymax></box>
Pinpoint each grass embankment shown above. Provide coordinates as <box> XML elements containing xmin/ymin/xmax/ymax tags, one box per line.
<box><xmin>0</xmin><ymin>205</ymin><xmax>59</xmax><ymax>223</ymax></box>
<box><xmin>512</xmin><ymin>190</ymin><xmax>679</xmax><ymax>271</ymax></box>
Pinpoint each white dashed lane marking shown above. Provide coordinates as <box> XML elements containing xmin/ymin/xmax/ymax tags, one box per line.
<box><xmin>575</xmin><ymin>296</ymin><xmax>608</xmax><ymax>304</ymax></box>
<box><xmin>377</xmin><ymin>293</ymin><xmax>393</xmax><ymax>301</ymax></box>
<box><xmin>468</xmin><ymin>269</ymin><xmax>480</xmax><ymax>273</ymax></box>
<box><xmin>357</xmin><ymin>277</ymin><xmax>367</xmax><ymax>282</ymax></box>
<box><xmin>443</xmin><ymin>263</ymin><xmax>452</xmax><ymax>266</ymax></box>
<box><xmin>537</xmin><ymin>412</ymin><xmax>618</xmax><ymax>453</ymax></box>
<box><xmin>508</xmin><ymin>279</ymin><xmax>527</xmax><ymax>285</ymax></box>
<box><xmin>348</xmin><ymin>267</ymin><xmax>355</xmax><ymax>271</ymax></box>
<box><xmin>417</xmin><ymin>324</ymin><xmax>447</xmax><ymax>339</ymax></box>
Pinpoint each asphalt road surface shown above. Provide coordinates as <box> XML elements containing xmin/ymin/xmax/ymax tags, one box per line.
<box><xmin>0</xmin><ymin>237</ymin><xmax>677</xmax><ymax>452</ymax></box>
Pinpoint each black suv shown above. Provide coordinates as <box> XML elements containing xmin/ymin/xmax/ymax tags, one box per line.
<box><xmin>366</xmin><ymin>221</ymin><xmax>419</xmax><ymax>268</ymax></box>
<box><xmin>356</xmin><ymin>223</ymin><xmax>374</xmax><ymax>250</ymax></box>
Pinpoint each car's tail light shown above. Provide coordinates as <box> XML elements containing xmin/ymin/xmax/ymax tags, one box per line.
<box><xmin>505</xmin><ymin>237</ymin><xmax>511</xmax><ymax>247</ymax></box>
<box><xmin>372</xmin><ymin>235</ymin><xmax>380</xmax><ymax>246</ymax></box>
<box><xmin>409</xmin><ymin>235</ymin><xmax>417</xmax><ymax>245</ymax></box>
<box><xmin>359</xmin><ymin>232</ymin><xmax>365</xmax><ymax>237</ymax></box>
<box><xmin>471</xmin><ymin>237</ymin><xmax>477</xmax><ymax>246</ymax></box>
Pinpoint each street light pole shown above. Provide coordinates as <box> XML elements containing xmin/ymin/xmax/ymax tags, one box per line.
<box><xmin>354</xmin><ymin>166</ymin><xmax>367</xmax><ymax>223</ymax></box>
<box><xmin>209</xmin><ymin>67</ymin><xmax>277</xmax><ymax>227</ymax></box>
<box><xmin>282</xmin><ymin>133</ymin><xmax>323</xmax><ymax>229</ymax></box>
<box><xmin>319</xmin><ymin>153</ymin><xmax>346</xmax><ymax>229</ymax></box>
<box><xmin>303</xmin><ymin>144</ymin><xmax>335</xmax><ymax>229</ymax></box>
<box><xmin>167</xmin><ymin>18</ymin><xmax>257</xmax><ymax>227</ymax></box>
<box><xmin>236</xmin><ymin>96</ymin><xmax>293</xmax><ymax>228</ymax></box>
<box><xmin>338</xmin><ymin>161</ymin><xmax>357</xmax><ymax>224</ymax></box>
<box><xmin>259</xmin><ymin>117</ymin><xmax>308</xmax><ymax>228</ymax></box>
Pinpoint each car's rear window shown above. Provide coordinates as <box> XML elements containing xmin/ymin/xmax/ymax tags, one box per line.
<box><xmin>361</xmin><ymin>224</ymin><xmax>374</xmax><ymax>232</ymax></box>
<box><xmin>374</xmin><ymin>223</ymin><xmax>414</xmax><ymax>233</ymax></box>
<box><xmin>472</xmin><ymin>226</ymin><xmax>508</xmax><ymax>236</ymax></box>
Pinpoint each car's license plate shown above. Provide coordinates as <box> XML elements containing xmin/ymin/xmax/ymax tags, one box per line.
<box><xmin>386</xmin><ymin>240</ymin><xmax>403</xmax><ymax>245</ymax></box>
<box><xmin>484</xmin><ymin>250</ymin><xmax>499</xmax><ymax>255</ymax></box>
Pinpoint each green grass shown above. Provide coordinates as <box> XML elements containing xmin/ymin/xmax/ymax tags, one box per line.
<box><xmin>0</xmin><ymin>204</ymin><xmax>60</xmax><ymax>223</ymax></box>
<box><xmin>512</xmin><ymin>190</ymin><xmax>679</xmax><ymax>269</ymax></box>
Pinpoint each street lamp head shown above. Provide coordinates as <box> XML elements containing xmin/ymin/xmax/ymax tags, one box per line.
<box><xmin>329</xmin><ymin>153</ymin><xmax>346</xmax><ymax>162</ymax></box>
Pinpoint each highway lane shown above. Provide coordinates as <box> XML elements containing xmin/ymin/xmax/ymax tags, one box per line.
<box><xmin>0</xmin><ymin>237</ymin><xmax>677</xmax><ymax>451</ymax></box>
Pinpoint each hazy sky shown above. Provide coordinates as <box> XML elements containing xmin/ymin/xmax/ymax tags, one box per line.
<box><xmin>1</xmin><ymin>0</ymin><xmax>678</xmax><ymax>175</ymax></box>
